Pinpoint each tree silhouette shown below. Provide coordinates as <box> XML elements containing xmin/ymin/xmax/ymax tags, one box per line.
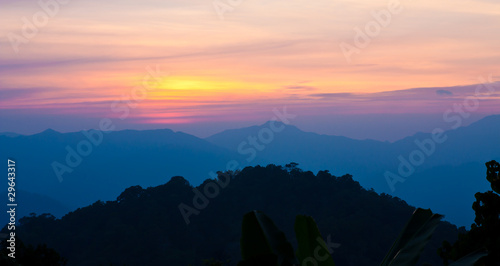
<box><xmin>0</xmin><ymin>237</ymin><xmax>67</xmax><ymax>265</ymax></box>
<box><xmin>439</xmin><ymin>160</ymin><xmax>500</xmax><ymax>265</ymax></box>
<box><xmin>10</xmin><ymin>164</ymin><xmax>459</xmax><ymax>265</ymax></box>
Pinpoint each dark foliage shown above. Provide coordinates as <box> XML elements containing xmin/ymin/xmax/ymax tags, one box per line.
<box><xmin>0</xmin><ymin>233</ymin><xmax>67</xmax><ymax>265</ymax></box>
<box><xmin>439</xmin><ymin>160</ymin><xmax>500</xmax><ymax>266</ymax></box>
<box><xmin>11</xmin><ymin>164</ymin><xmax>458</xmax><ymax>265</ymax></box>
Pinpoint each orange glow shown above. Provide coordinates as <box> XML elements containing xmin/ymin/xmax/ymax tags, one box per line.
<box><xmin>1</xmin><ymin>0</ymin><xmax>499</xmax><ymax>126</ymax></box>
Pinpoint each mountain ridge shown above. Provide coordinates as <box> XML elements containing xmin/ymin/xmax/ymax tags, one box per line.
<box><xmin>1</xmin><ymin>114</ymin><xmax>499</xmax><ymax>227</ymax></box>
<box><xmin>8</xmin><ymin>164</ymin><xmax>460</xmax><ymax>266</ymax></box>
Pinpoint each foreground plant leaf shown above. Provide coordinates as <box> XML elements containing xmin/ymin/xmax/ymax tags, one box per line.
<box><xmin>240</xmin><ymin>210</ymin><xmax>297</xmax><ymax>265</ymax></box>
<box><xmin>295</xmin><ymin>215</ymin><xmax>335</xmax><ymax>266</ymax></box>
<box><xmin>380</xmin><ymin>208</ymin><xmax>443</xmax><ymax>266</ymax></box>
<box><xmin>449</xmin><ymin>249</ymin><xmax>488</xmax><ymax>266</ymax></box>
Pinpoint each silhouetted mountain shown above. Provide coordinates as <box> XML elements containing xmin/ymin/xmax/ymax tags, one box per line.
<box><xmin>0</xmin><ymin>132</ymin><xmax>21</xmax><ymax>137</ymax></box>
<box><xmin>38</xmin><ymin>128</ymin><xmax>60</xmax><ymax>136</ymax></box>
<box><xmin>8</xmin><ymin>165</ymin><xmax>459</xmax><ymax>266</ymax></box>
<box><xmin>206</xmin><ymin>121</ymin><xmax>390</xmax><ymax>179</ymax></box>
<box><xmin>206</xmin><ymin>116</ymin><xmax>500</xmax><ymax>226</ymax></box>
<box><xmin>2</xmin><ymin>115</ymin><xmax>499</xmax><ymax>227</ymax></box>
<box><xmin>0</xmin><ymin>128</ymin><xmax>246</xmax><ymax>225</ymax></box>
<box><xmin>16</xmin><ymin>189</ymin><xmax>71</xmax><ymax>218</ymax></box>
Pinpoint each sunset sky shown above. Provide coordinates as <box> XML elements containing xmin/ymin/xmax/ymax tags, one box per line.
<box><xmin>1</xmin><ymin>0</ymin><xmax>499</xmax><ymax>140</ymax></box>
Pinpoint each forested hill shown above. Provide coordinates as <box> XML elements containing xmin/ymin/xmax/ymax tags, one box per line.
<box><xmin>10</xmin><ymin>165</ymin><xmax>459</xmax><ymax>265</ymax></box>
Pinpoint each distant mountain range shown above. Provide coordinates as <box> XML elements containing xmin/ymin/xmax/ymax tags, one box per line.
<box><xmin>0</xmin><ymin>132</ymin><xmax>20</xmax><ymax>138</ymax></box>
<box><xmin>207</xmin><ymin>115</ymin><xmax>500</xmax><ymax>226</ymax></box>
<box><xmin>0</xmin><ymin>128</ymin><xmax>246</xmax><ymax>224</ymax></box>
<box><xmin>1</xmin><ymin>115</ymin><xmax>499</xmax><ymax>227</ymax></box>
